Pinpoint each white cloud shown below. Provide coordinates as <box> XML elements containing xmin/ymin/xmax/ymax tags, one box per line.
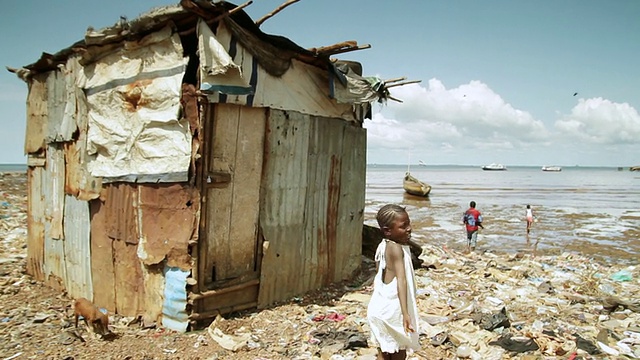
<box><xmin>365</xmin><ymin>79</ymin><xmax>551</xmax><ymax>163</ymax></box>
<box><xmin>555</xmin><ymin>98</ymin><xmax>640</xmax><ymax>144</ymax></box>
<box><xmin>364</xmin><ymin>79</ymin><xmax>640</xmax><ymax>166</ymax></box>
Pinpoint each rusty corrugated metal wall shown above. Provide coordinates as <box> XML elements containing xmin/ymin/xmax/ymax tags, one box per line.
<box><xmin>258</xmin><ymin>109</ymin><xmax>366</xmax><ymax>307</ymax></box>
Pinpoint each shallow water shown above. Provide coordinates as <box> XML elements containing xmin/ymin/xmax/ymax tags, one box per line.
<box><xmin>365</xmin><ymin>165</ymin><xmax>640</xmax><ymax>265</ymax></box>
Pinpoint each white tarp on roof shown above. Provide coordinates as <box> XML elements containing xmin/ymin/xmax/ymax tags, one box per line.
<box><xmin>197</xmin><ymin>18</ymin><xmax>252</xmax><ymax>95</ymax></box>
<box><xmin>80</xmin><ymin>26</ymin><xmax>190</xmax><ymax>182</ymax></box>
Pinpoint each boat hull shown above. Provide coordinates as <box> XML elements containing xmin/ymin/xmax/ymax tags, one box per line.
<box><xmin>403</xmin><ymin>172</ymin><xmax>431</xmax><ymax>197</ymax></box>
<box><xmin>481</xmin><ymin>163</ymin><xmax>507</xmax><ymax>171</ymax></box>
<box><xmin>542</xmin><ymin>166</ymin><xmax>562</xmax><ymax>172</ymax></box>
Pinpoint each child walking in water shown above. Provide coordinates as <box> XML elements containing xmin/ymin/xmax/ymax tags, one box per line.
<box><xmin>367</xmin><ymin>204</ymin><xmax>420</xmax><ymax>359</ymax></box>
<box><xmin>526</xmin><ymin>204</ymin><xmax>534</xmax><ymax>234</ymax></box>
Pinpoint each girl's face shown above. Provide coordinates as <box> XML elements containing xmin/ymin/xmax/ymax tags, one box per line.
<box><xmin>384</xmin><ymin>211</ymin><xmax>412</xmax><ymax>243</ymax></box>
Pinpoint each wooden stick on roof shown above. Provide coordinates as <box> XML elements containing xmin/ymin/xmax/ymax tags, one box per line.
<box><xmin>386</xmin><ymin>80</ymin><xmax>422</xmax><ymax>88</ymax></box>
<box><xmin>179</xmin><ymin>0</ymin><xmax>253</xmax><ymax>35</ymax></box>
<box><xmin>208</xmin><ymin>1</ymin><xmax>253</xmax><ymax>23</ymax></box>
<box><xmin>387</xmin><ymin>95</ymin><xmax>404</xmax><ymax>103</ymax></box>
<box><xmin>256</xmin><ymin>0</ymin><xmax>302</xmax><ymax>27</ymax></box>
<box><xmin>384</xmin><ymin>77</ymin><xmax>407</xmax><ymax>84</ymax></box>
<box><xmin>326</xmin><ymin>44</ymin><xmax>371</xmax><ymax>56</ymax></box>
<box><xmin>309</xmin><ymin>41</ymin><xmax>356</xmax><ymax>54</ymax></box>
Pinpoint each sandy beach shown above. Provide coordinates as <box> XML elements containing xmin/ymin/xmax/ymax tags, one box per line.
<box><xmin>1</xmin><ymin>171</ymin><xmax>640</xmax><ymax>359</ymax></box>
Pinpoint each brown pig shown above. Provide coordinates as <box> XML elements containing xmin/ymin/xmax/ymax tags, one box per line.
<box><xmin>73</xmin><ymin>297</ymin><xmax>109</xmax><ymax>335</ymax></box>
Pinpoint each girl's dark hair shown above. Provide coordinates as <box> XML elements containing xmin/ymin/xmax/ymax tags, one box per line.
<box><xmin>376</xmin><ymin>204</ymin><xmax>406</xmax><ymax>229</ymax></box>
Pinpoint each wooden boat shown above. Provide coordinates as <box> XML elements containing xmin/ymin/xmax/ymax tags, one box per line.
<box><xmin>482</xmin><ymin>163</ymin><xmax>507</xmax><ymax>171</ymax></box>
<box><xmin>542</xmin><ymin>165</ymin><xmax>562</xmax><ymax>172</ymax></box>
<box><xmin>631</xmin><ymin>166</ymin><xmax>640</xmax><ymax>172</ymax></box>
<box><xmin>403</xmin><ymin>172</ymin><xmax>431</xmax><ymax>197</ymax></box>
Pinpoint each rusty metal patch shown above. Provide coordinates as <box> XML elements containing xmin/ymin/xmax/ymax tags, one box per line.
<box><xmin>138</xmin><ymin>184</ymin><xmax>199</xmax><ymax>270</ymax></box>
<box><xmin>104</xmin><ymin>183</ymin><xmax>138</xmax><ymax>244</ymax></box>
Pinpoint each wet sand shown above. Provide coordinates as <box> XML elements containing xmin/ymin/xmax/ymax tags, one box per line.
<box><xmin>365</xmin><ymin>194</ymin><xmax>640</xmax><ymax>266</ymax></box>
<box><xmin>365</xmin><ymin>166</ymin><xmax>640</xmax><ymax>266</ymax></box>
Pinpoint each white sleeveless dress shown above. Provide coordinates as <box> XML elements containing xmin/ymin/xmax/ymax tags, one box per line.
<box><xmin>367</xmin><ymin>240</ymin><xmax>420</xmax><ymax>353</ymax></box>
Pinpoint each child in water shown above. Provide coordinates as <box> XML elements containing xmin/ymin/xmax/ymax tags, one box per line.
<box><xmin>526</xmin><ymin>204</ymin><xmax>534</xmax><ymax>234</ymax></box>
<box><xmin>367</xmin><ymin>204</ymin><xmax>420</xmax><ymax>359</ymax></box>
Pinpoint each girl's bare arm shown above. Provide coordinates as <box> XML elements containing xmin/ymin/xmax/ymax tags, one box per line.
<box><xmin>387</xmin><ymin>242</ymin><xmax>413</xmax><ymax>333</ymax></box>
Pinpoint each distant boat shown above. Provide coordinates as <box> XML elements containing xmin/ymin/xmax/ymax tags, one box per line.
<box><xmin>631</xmin><ymin>166</ymin><xmax>640</xmax><ymax>172</ymax></box>
<box><xmin>403</xmin><ymin>172</ymin><xmax>431</xmax><ymax>197</ymax></box>
<box><xmin>542</xmin><ymin>165</ymin><xmax>562</xmax><ymax>172</ymax></box>
<box><xmin>482</xmin><ymin>163</ymin><xmax>507</xmax><ymax>171</ymax></box>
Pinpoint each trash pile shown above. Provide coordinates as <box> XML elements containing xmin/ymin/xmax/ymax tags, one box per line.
<box><xmin>0</xmin><ymin>172</ymin><xmax>27</xmax><ymax>264</ymax></box>
<box><xmin>411</xmin><ymin>246</ymin><xmax>640</xmax><ymax>359</ymax></box>
<box><xmin>1</xmin><ymin>171</ymin><xmax>639</xmax><ymax>359</ymax></box>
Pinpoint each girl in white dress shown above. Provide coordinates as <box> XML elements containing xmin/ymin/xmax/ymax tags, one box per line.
<box><xmin>367</xmin><ymin>204</ymin><xmax>420</xmax><ymax>359</ymax></box>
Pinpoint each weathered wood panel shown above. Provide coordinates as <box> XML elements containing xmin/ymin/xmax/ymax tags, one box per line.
<box><xmin>43</xmin><ymin>144</ymin><xmax>66</xmax><ymax>290</ymax></box>
<box><xmin>59</xmin><ymin>57</ymin><xmax>80</xmax><ymax>141</ymax></box>
<box><xmin>258</xmin><ymin>110</ymin><xmax>310</xmax><ymax>307</ymax></box>
<box><xmin>227</xmin><ymin>106</ymin><xmax>264</xmax><ymax>277</ymax></box>
<box><xmin>90</xmin><ymin>198</ymin><xmax>116</xmax><ymax>313</ymax></box>
<box><xmin>64</xmin><ymin>80</ymin><xmax>101</xmax><ymax>201</ymax></box>
<box><xmin>335</xmin><ymin>124</ymin><xmax>366</xmax><ymax>279</ymax></box>
<box><xmin>25</xmin><ymin>73</ymin><xmax>48</xmax><ymax>154</ymax></box>
<box><xmin>200</xmin><ymin>282</ymin><xmax>259</xmax><ymax>313</ymax></box>
<box><xmin>26</xmin><ymin>167</ymin><xmax>45</xmax><ymax>281</ymax></box>
<box><xmin>63</xmin><ymin>195</ymin><xmax>93</xmax><ymax>300</ymax></box>
<box><xmin>204</xmin><ymin>104</ymin><xmax>264</xmax><ymax>284</ymax></box>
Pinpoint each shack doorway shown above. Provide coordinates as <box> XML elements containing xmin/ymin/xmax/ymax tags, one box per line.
<box><xmin>194</xmin><ymin>103</ymin><xmax>265</xmax><ymax>319</ymax></box>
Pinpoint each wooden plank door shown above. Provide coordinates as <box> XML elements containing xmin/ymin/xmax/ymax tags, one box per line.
<box><xmin>195</xmin><ymin>104</ymin><xmax>265</xmax><ymax>317</ymax></box>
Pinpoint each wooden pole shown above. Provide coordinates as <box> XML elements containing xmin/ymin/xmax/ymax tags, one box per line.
<box><xmin>387</xmin><ymin>95</ymin><xmax>404</xmax><ymax>103</ymax></box>
<box><xmin>208</xmin><ymin>0</ymin><xmax>253</xmax><ymax>24</ymax></box>
<box><xmin>189</xmin><ymin>279</ymin><xmax>260</xmax><ymax>302</ymax></box>
<box><xmin>179</xmin><ymin>0</ymin><xmax>253</xmax><ymax>35</ymax></box>
<box><xmin>386</xmin><ymin>80</ymin><xmax>422</xmax><ymax>88</ymax></box>
<box><xmin>325</xmin><ymin>44</ymin><xmax>371</xmax><ymax>56</ymax></box>
<box><xmin>384</xmin><ymin>77</ymin><xmax>406</xmax><ymax>84</ymax></box>
<box><xmin>256</xmin><ymin>0</ymin><xmax>302</xmax><ymax>27</ymax></box>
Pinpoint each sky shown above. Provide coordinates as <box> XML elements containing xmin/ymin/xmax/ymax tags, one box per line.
<box><xmin>1</xmin><ymin>1</ymin><xmax>639</xmax><ymax>167</ymax></box>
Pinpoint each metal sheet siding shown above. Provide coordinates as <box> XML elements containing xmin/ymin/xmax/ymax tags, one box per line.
<box><xmin>26</xmin><ymin>167</ymin><xmax>46</xmax><ymax>281</ymax></box>
<box><xmin>258</xmin><ymin>110</ymin><xmax>366</xmax><ymax>308</ymax></box>
<box><xmin>43</xmin><ymin>144</ymin><xmax>67</xmax><ymax>289</ymax></box>
<box><xmin>258</xmin><ymin>110</ymin><xmax>310</xmax><ymax>307</ymax></box>
<box><xmin>335</xmin><ymin>125</ymin><xmax>366</xmax><ymax>279</ymax></box>
<box><xmin>305</xmin><ymin>116</ymin><xmax>345</xmax><ymax>288</ymax></box>
<box><xmin>89</xmin><ymin>198</ymin><xmax>117</xmax><ymax>313</ymax></box>
<box><xmin>162</xmin><ymin>265</ymin><xmax>190</xmax><ymax>332</ymax></box>
<box><xmin>45</xmin><ymin>69</ymin><xmax>68</xmax><ymax>143</ymax></box>
<box><xmin>63</xmin><ymin>195</ymin><xmax>94</xmax><ymax>300</ymax></box>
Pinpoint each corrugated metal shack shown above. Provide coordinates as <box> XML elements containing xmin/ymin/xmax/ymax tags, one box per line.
<box><xmin>9</xmin><ymin>0</ymin><xmax>396</xmax><ymax>331</ymax></box>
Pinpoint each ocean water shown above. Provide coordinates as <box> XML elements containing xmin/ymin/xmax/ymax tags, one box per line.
<box><xmin>0</xmin><ymin>164</ymin><xmax>26</xmax><ymax>173</ymax></box>
<box><xmin>365</xmin><ymin>165</ymin><xmax>640</xmax><ymax>265</ymax></box>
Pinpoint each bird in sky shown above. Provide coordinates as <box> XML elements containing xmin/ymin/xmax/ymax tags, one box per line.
<box><xmin>573</xmin><ymin>92</ymin><xmax>578</xmax><ymax>96</ymax></box>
